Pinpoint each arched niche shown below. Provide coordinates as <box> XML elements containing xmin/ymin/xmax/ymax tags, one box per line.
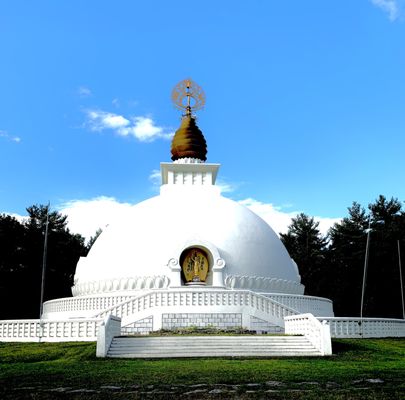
<box><xmin>166</xmin><ymin>239</ymin><xmax>226</xmax><ymax>288</ymax></box>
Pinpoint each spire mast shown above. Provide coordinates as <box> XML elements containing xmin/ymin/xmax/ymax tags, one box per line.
<box><xmin>186</xmin><ymin>80</ymin><xmax>192</xmax><ymax>117</ymax></box>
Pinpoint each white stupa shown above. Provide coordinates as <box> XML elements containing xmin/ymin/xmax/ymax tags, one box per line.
<box><xmin>42</xmin><ymin>79</ymin><xmax>334</xmax><ymax>333</ymax></box>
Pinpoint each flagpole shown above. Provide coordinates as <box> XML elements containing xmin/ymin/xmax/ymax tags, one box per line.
<box><xmin>397</xmin><ymin>240</ymin><xmax>405</xmax><ymax>320</ymax></box>
<box><xmin>39</xmin><ymin>204</ymin><xmax>50</xmax><ymax>330</ymax></box>
<box><xmin>360</xmin><ymin>215</ymin><xmax>371</xmax><ymax>336</ymax></box>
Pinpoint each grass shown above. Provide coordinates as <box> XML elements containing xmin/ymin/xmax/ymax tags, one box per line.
<box><xmin>0</xmin><ymin>339</ymin><xmax>404</xmax><ymax>399</ymax></box>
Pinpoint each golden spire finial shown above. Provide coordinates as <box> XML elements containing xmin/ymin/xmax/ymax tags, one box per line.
<box><xmin>171</xmin><ymin>78</ymin><xmax>205</xmax><ymax>116</ymax></box>
<box><xmin>170</xmin><ymin>79</ymin><xmax>207</xmax><ymax>162</ymax></box>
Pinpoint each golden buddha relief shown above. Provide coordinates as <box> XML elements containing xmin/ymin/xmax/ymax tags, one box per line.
<box><xmin>181</xmin><ymin>248</ymin><xmax>209</xmax><ymax>284</ymax></box>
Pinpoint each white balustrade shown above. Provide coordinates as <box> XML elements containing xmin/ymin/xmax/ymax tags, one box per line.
<box><xmin>320</xmin><ymin>317</ymin><xmax>405</xmax><ymax>338</ymax></box>
<box><xmin>264</xmin><ymin>293</ymin><xmax>334</xmax><ymax>317</ymax></box>
<box><xmin>0</xmin><ymin>318</ymin><xmax>102</xmax><ymax>342</ymax></box>
<box><xmin>93</xmin><ymin>289</ymin><xmax>298</xmax><ymax>329</ymax></box>
<box><xmin>42</xmin><ymin>295</ymin><xmax>134</xmax><ymax>317</ymax></box>
<box><xmin>285</xmin><ymin>313</ymin><xmax>332</xmax><ymax>355</ymax></box>
<box><xmin>3</xmin><ymin>294</ymin><xmax>404</xmax><ymax>342</ymax></box>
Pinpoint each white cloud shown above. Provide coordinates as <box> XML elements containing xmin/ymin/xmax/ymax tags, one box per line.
<box><xmin>315</xmin><ymin>217</ymin><xmax>342</xmax><ymax>236</ymax></box>
<box><xmin>216</xmin><ymin>179</ymin><xmax>238</xmax><ymax>194</ymax></box>
<box><xmin>2</xmin><ymin>195</ymin><xmax>340</xmax><ymax>244</ymax></box>
<box><xmin>128</xmin><ymin>116</ymin><xmax>173</xmax><ymax>142</ymax></box>
<box><xmin>87</xmin><ymin>110</ymin><xmax>129</xmax><ymax>130</ymax></box>
<box><xmin>371</xmin><ymin>0</ymin><xmax>405</xmax><ymax>20</ymax></box>
<box><xmin>57</xmin><ymin>196</ymin><xmax>134</xmax><ymax>240</ymax></box>
<box><xmin>149</xmin><ymin>169</ymin><xmax>161</xmax><ymax>188</ymax></box>
<box><xmin>0</xmin><ymin>130</ymin><xmax>21</xmax><ymax>143</ymax></box>
<box><xmin>238</xmin><ymin>198</ymin><xmax>297</xmax><ymax>236</ymax></box>
<box><xmin>85</xmin><ymin>110</ymin><xmax>173</xmax><ymax>142</ymax></box>
<box><xmin>77</xmin><ymin>86</ymin><xmax>92</xmax><ymax>97</ymax></box>
<box><xmin>2</xmin><ymin>198</ymin><xmax>131</xmax><ymax>242</ymax></box>
<box><xmin>59</xmin><ymin>196</ymin><xmax>340</xmax><ymax>241</ymax></box>
<box><xmin>238</xmin><ymin>198</ymin><xmax>340</xmax><ymax>236</ymax></box>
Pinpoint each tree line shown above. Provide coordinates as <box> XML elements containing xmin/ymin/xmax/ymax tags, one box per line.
<box><xmin>0</xmin><ymin>205</ymin><xmax>92</xmax><ymax>319</ymax></box>
<box><xmin>1</xmin><ymin>196</ymin><xmax>404</xmax><ymax>320</ymax></box>
<box><xmin>281</xmin><ymin>195</ymin><xmax>405</xmax><ymax>319</ymax></box>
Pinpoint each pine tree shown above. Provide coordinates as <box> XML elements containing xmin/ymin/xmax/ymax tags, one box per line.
<box><xmin>280</xmin><ymin>213</ymin><xmax>328</xmax><ymax>296</ymax></box>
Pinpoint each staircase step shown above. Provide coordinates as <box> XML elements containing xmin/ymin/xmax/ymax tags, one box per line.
<box><xmin>108</xmin><ymin>346</ymin><xmax>316</xmax><ymax>353</ymax></box>
<box><xmin>108</xmin><ymin>349</ymin><xmax>317</xmax><ymax>355</ymax></box>
<box><xmin>109</xmin><ymin>342</ymin><xmax>314</xmax><ymax>348</ymax></box>
<box><xmin>108</xmin><ymin>354</ymin><xmax>321</xmax><ymax>358</ymax></box>
<box><xmin>106</xmin><ymin>335</ymin><xmax>321</xmax><ymax>358</ymax></box>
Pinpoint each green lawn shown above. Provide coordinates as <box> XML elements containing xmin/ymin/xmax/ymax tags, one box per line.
<box><xmin>0</xmin><ymin>338</ymin><xmax>404</xmax><ymax>399</ymax></box>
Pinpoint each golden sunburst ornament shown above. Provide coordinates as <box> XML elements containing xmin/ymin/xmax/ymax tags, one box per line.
<box><xmin>171</xmin><ymin>78</ymin><xmax>206</xmax><ymax>115</ymax></box>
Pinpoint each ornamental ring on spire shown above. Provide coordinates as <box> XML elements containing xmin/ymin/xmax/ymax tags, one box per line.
<box><xmin>172</xmin><ymin>78</ymin><xmax>206</xmax><ymax>112</ymax></box>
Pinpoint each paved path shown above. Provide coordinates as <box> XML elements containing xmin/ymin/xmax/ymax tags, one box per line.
<box><xmin>2</xmin><ymin>378</ymin><xmax>400</xmax><ymax>399</ymax></box>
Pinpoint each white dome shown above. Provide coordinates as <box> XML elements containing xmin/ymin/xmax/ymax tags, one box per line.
<box><xmin>73</xmin><ymin>184</ymin><xmax>303</xmax><ymax>296</ymax></box>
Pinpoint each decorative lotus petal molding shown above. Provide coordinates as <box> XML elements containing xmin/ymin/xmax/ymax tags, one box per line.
<box><xmin>173</xmin><ymin>157</ymin><xmax>204</xmax><ymax>164</ymax></box>
<box><xmin>71</xmin><ymin>274</ymin><xmax>304</xmax><ymax>296</ymax></box>
<box><xmin>224</xmin><ymin>275</ymin><xmax>304</xmax><ymax>295</ymax></box>
<box><xmin>71</xmin><ymin>275</ymin><xmax>170</xmax><ymax>296</ymax></box>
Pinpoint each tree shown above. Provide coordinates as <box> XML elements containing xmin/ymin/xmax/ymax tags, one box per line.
<box><xmin>0</xmin><ymin>214</ymin><xmax>25</xmax><ymax>274</ymax></box>
<box><xmin>0</xmin><ymin>205</ymin><xmax>87</xmax><ymax>319</ymax></box>
<box><xmin>327</xmin><ymin>202</ymin><xmax>369</xmax><ymax>316</ymax></box>
<box><xmin>87</xmin><ymin>228</ymin><xmax>103</xmax><ymax>252</ymax></box>
<box><xmin>0</xmin><ymin>214</ymin><xmax>26</xmax><ymax>319</ymax></box>
<box><xmin>365</xmin><ymin>196</ymin><xmax>405</xmax><ymax>318</ymax></box>
<box><xmin>328</xmin><ymin>196</ymin><xmax>405</xmax><ymax>318</ymax></box>
<box><xmin>280</xmin><ymin>213</ymin><xmax>328</xmax><ymax>296</ymax></box>
<box><xmin>25</xmin><ymin>204</ymin><xmax>69</xmax><ymax>232</ymax></box>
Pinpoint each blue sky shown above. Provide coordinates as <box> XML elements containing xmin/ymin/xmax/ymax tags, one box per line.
<box><xmin>1</xmin><ymin>0</ymin><xmax>405</xmax><ymax>239</ymax></box>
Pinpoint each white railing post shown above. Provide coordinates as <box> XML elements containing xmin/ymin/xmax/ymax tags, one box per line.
<box><xmin>285</xmin><ymin>314</ymin><xmax>332</xmax><ymax>356</ymax></box>
<box><xmin>321</xmin><ymin>320</ymin><xmax>332</xmax><ymax>355</ymax></box>
<box><xmin>96</xmin><ymin>315</ymin><xmax>121</xmax><ymax>358</ymax></box>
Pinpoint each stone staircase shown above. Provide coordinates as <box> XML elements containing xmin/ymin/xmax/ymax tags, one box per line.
<box><xmin>106</xmin><ymin>335</ymin><xmax>323</xmax><ymax>358</ymax></box>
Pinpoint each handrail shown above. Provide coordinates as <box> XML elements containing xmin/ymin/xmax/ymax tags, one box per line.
<box><xmin>93</xmin><ymin>289</ymin><xmax>299</xmax><ymax>326</ymax></box>
<box><xmin>319</xmin><ymin>316</ymin><xmax>405</xmax><ymax>338</ymax></box>
<box><xmin>43</xmin><ymin>294</ymin><xmax>135</xmax><ymax>314</ymax></box>
<box><xmin>0</xmin><ymin>318</ymin><xmax>102</xmax><ymax>342</ymax></box>
<box><xmin>285</xmin><ymin>313</ymin><xmax>332</xmax><ymax>355</ymax></box>
<box><xmin>263</xmin><ymin>293</ymin><xmax>334</xmax><ymax>316</ymax></box>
